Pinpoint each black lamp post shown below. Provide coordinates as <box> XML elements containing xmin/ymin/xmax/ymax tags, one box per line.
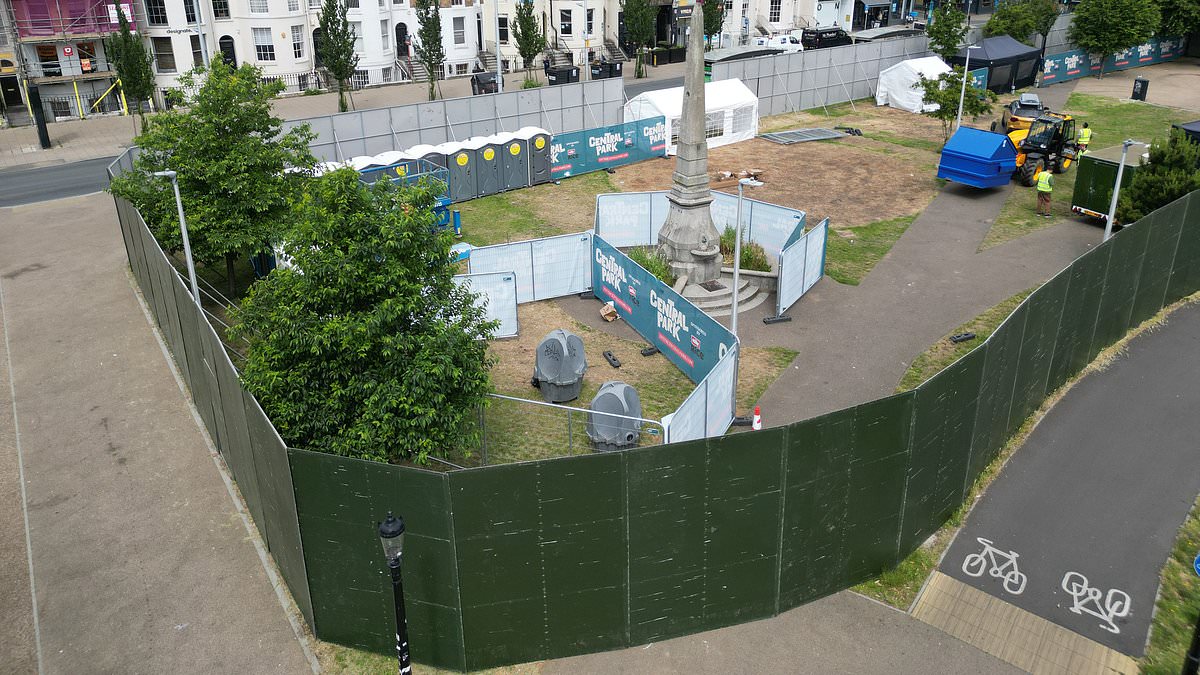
<box><xmin>378</xmin><ymin>513</ymin><xmax>412</xmax><ymax>675</ymax></box>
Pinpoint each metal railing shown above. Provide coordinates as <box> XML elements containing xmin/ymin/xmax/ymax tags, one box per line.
<box><xmin>24</xmin><ymin>56</ymin><xmax>113</xmax><ymax>78</ymax></box>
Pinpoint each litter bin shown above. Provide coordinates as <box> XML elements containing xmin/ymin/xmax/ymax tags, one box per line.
<box><xmin>471</xmin><ymin>71</ymin><xmax>499</xmax><ymax>95</ymax></box>
<box><xmin>608</xmin><ymin>61</ymin><xmax>623</xmax><ymax>78</ymax></box>
<box><xmin>547</xmin><ymin>66</ymin><xmax>580</xmax><ymax>85</ymax></box>
<box><xmin>1132</xmin><ymin>77</ymin><xmax>1149</xmax><ymax>101</ymax></box>
<box><xmin>590</xmin><ymin>62</ymin><xmax>607</xmax><ymax>79</ymax></box>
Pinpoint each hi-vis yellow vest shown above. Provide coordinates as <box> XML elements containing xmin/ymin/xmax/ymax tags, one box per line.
<box><xmin>1078</xmin><ymin>127</ymin><xmax>1092</xmax><ymax>144</ymax></box>
<box><xmin>1037</xmin><ymin>170</ymin><xmax>1054</xmax><ymax>192</ymax></box>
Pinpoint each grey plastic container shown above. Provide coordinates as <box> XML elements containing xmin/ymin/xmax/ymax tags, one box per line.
<box><xmin>586</xmin><ymin>381</ymin><xmax>643</xmax><ymax>452</ymax></box>
<box><xmin>533</xmin><ymin>329</ymin><xmax>587</xmax><ymax>403</ymax></box>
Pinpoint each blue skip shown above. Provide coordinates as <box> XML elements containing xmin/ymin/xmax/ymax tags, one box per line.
<box><xmin>937</xmin><ymin>126</ymin><xmax>1018</xmax><ymax>189</ymax></box>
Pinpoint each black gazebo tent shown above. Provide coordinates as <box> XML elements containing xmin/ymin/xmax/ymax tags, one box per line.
<box><xmin>950</xmin><ymin>35</ymin><xmax>1042</xmax><ymax>93</ymax></box>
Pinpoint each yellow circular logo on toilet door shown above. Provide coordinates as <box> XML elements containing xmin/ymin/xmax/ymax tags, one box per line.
<box><xmin>534</xmin><ymin>136</ymin><xmax>546</xmax><ymax>150</ymax></box>
<box><xmin>456</xmin><ymin>152</ymin><xmax>469</xmax><ymax>166</ymax></box>
<box><xmin>509</xmin><ymin>143</ymin><xmax>521</xmax><ymax>156</ymax></box>
<box><xmin>483</xmin><ymin>148</ymin><xmax>495</xmax><ymax>161</ymax></box>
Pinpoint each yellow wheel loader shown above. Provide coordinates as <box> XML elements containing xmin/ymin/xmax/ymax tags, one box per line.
<box><xmin>1008</xmin><ymin>113</ymin><xmax>1080</xmax><ymax>186</ymax></box>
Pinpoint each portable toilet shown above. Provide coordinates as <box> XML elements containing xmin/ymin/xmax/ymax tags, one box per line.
<box><xmin>360</xmin><ymin>150</ymin><xmax>410</xmax><ymax>184</ymax></box>
<box><xmin>475</xmin><ymin>135</ymin><xmax>503</xmax><ymax>197</ymax></box>
<box><xmin>408</xmin><ymin>144</ymin><xmax>447</xmax><ymax>172</ymax></box>
<box><xmin>495</xmin><ymin>132</ymin><xmax>530</xmax><ymax>191</ymax></box>
<box><xmin>445</xmin><ymin>139</ymin><xmax>479</xmax><ymax>202</ymax></box>
<box><xmin>517</xmin><ymin>127</ymin><xmax>553</xmax><ymax>185</ymax></box>
<box><xmin>936</xmin><ymin>127</ymin><xmax>1018</xmax><ymax>189</ymax></box>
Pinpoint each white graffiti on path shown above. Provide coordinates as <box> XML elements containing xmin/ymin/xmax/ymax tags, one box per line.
<box><xmin>962</xmin><ymin>537</ymin><xmax>1028</xmax><ymax>595</ymax></box>
<box><xmin>1061</xmin><ymin>571</ymin><xmax>1131</xmax><ymax>634</ymax></box>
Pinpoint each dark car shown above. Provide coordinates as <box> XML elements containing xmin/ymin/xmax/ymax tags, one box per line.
<box><xmin>471</xmin><ymin>71</ymin><xmax>499</xmax><ymax>95</ymax></box>
<box><xmin>800</xmin><ymin>27</ymin><xmax>853</xmax><ymax>50</ymax></box>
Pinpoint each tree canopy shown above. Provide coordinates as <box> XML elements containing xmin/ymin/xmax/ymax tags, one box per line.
<box><xmin>1068</xmin><ymin>0</ymin><xmax>1159</xmax><ymax>76</ymax></box>
<box><xmin>983</xmin><ymin>0</ymin><xmax>1039</xmax><ymax>45</ymax></box>
<box><xmin>108</xmin><ymin>61</ymin><xmax>315</xmax><ymax>286</ymax></box>
<box><xmin>414</xmin><ymin>0</ymin><xmax>446</xmax><ymax>100</ymax></box>
<box><xmin>1158</xmin><ymin>0</ymin><xmax>1200</xmax><ymax>38</ymax></box>
<box><xmin>622</xmin><ymin>0</ymin><xmax>656</xmax><ymax>78</ymax></box>
<box><xmin>917</xmin><ymin>67</ymin><xmax>998</xmax><ymax>144</ymax></box>
<box><xmin>512</xmin><ymin>0</ymin><xmax>546</xmax><ymax>79</ymax></box>
<box><xmin>703</xmin><ymin>0</ymin><xmax>726</xmax><ymax>48</ymax></box>
<box><xmin>317</xmin><ymin>0</ymin><xmax>359</xmax><ymax>112</ymax></box>
<box><xmin>1116</xmin><ymin>132</ymin><xmax>1200</xmax><ymax>224</ymax></box>
<box><xmin>927</xmin><ymin>4</ymin><xmax>968</xmax><ymax>63</ymax></box>
<box><xmin>104</xmin><ymin>3</ymin><xmax>155</xmax><ymax>125</ymax></box>
<box><xmin>231</xmin><ymin>170</ymin><xmax>496</xmax><ymax>464</ymax></box>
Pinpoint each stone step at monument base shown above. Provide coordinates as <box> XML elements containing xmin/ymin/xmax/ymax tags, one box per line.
<box><xmin>682</xmin><ymin>274</ymin><xmax>771</xmax><ymax>317</ymax></box>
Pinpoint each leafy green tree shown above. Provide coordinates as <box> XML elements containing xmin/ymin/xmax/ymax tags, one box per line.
<box><xmin>108</xmin><ymin>61</ymin><xmax>316</xmax><ymax>294</ymax></box>
<box><xmin>1116</xmin><ymin>132</ymin><xmax>1200</xmax><ymax>224</ymax></box>
<box><xmin>414</xmin><ymin>0</ymin><xmax>446</xmax><ymax>100</ymax></box>
<box><xmin>1068</xmin><ymin>0</ymin><xmax>1159</xmax><ymax>77</ymax></box>
<box><xmin>104</xmin><ymin>3</ymin><xmax>155</xmax><ymax>128</ymax></box>
<box><xmin>703</xmin><ymin>0</ymin><xmax>726</xmax><ymax>49</ymax></box>
<box><xmin>512</xmin><ymin>0</ymin><xmax>546</xmax><ymax>86</ymax></box>
<box><xmin>622</xmin><ymin>0</ymin><xmax>656</xmax><ymax>78</ymax></box>
<box><xmin>1158</xmin><ymin>0</ymin><xmax>1200</xmax><ymax>37</ymax></box>
<box><xmin>983</xmin><ymin>0</ymin><xmax>1038</xmax><ymax>45</ymax></box>
<box><xmin>916</xmin><ymin>67</ymin><xmax>998</xmax><ymax>144</ymax></box>
<box><xmin>230</xmin><ymin>170</ymin><xmax>496</xmax><ymax>465</ymax></box>
<box><xmin>317</xmin><ymin>0</ymin><xmax>359</xmax><ymax>112</ymax></box>
<box><xmin>1027</xmin><ymin>0</ymin><xmax>1061</xmax><ymax>57</ymax></box>
<box><xmin>927</xmin><ymin>4</ymin><xmax>968</xmax><ymax>63</ymax></box>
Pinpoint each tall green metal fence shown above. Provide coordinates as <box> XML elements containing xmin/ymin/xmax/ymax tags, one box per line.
<box><xmin>107</xmin><ymin>151</ymin><xmax>1199</xmax><ymax>671</ymax></box>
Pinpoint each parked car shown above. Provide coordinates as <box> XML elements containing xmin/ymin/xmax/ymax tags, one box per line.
<box><xmin>753</xmin><ymin>34</ymin><xmax>804</xmax><ymax>52</ymax></box>
<box><xmin>794</xmin><ymin>26</ymin><xmax>853</xmax><ymax>50</ymax></box>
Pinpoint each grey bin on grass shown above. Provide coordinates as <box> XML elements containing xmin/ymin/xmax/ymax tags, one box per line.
<box><xmin>533</xmin><ymin>329</ymin><xmax>587</xmax><ymax>403</ymax></box>
<box><xmin>586</xmin><ymin>381</ymin><xmax>642</xmax><ymax>452</ymax></box>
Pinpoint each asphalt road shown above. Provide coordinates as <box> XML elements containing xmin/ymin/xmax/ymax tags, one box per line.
<box><xmin>939</xmin><ymin>302</ymin><xmax>1200</xmax><ymax>656</ymax></box>
<box><xmin>0</xmin><ymin>156</ymin><xmax>115</xmax><ymax>207</ymax></box>
<box><xmin>625</xmin><ymin>75</ymin><xmax>683</xmax><ymax>99</ymax></box>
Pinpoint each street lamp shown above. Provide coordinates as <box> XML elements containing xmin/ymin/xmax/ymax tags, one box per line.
<box><xmin>379</xmin><ymin>513</ymin><xmax>412</xmax><ymax>675</ymax></box>
<box><xmin>731</xmin><ymin>177</ymin><xmax>763</xmax><ymax>337</ymax></box>
<box><xmin>955</xmin><ymin>45</ymin><xmax>982</xmax><ymax>131</ymax></box>
<box><xmin>152</xmin><ymin>170</ymin><xmax>201</xmax><ymax>309</ymax></box>
<box><xmin>1103</xmin><ymin>139</ymin><xmax>1139</xmax><ymax>242</ymax></box>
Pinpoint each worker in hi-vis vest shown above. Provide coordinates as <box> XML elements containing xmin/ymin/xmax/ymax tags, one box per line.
<box><xmin>1036</xmin><ymin>168</ymin><xmax>1054</xmax><ymax>217</ymax></box>
<box><xmin>1077</xmin><ymin>122</ymin><xmax>1092</xmax><ymax>153</ymax></box>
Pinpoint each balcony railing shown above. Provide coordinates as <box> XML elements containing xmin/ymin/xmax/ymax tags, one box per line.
<box><xmin>12</xmin><ymin>0</ymin><xmax>138</xmax><ymax>38</ymax></box>
<box><xmin>26</xmin><ymin>56</ymin><xmax>113</xmax><ymax>78</ymax></box>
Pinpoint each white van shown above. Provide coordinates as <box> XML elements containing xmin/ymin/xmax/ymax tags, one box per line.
<box><xmin>752</xmin><ymin>35</ymin><xmax>804</xmax><ymax>52</ymax></box>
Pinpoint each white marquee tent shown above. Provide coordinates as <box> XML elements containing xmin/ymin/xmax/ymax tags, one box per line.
<box><xmin>875</xmin><ymin>56</ymin><xmax>952</xmax><ymax>113</ymax></box>
<box><xmin>624</xmin><ymin>79</ymin><xmax>759</xmax><ymax>155</ymax></box>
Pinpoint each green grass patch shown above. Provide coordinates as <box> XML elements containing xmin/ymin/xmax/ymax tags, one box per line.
<box><xmin>1142</xmin><ymin>494</ymin><xmax>1200</xmax><ymax>675</ymax></box>
<box><xmin>457</xmin><ymin>171</ymin><xmax>616</xmax><ymax>247</ymax></box>
<box><xmin>896</xmin><ymin>288</ymin><xmax>1033</xmax><ymax>392</ymax></box>
<box><xmin>803</xmin><ymin>97</ymin><xmax>874</xmax><ymax>118</ymax></box>
<box><xmin>869</xmin><ymin>130</ymin><xmax>943</xmax><ymax>154</ymax></box>
<box><xmin>824</xmin><ymin>214</ymin><xmax>915</xmax><ymax>286</ymax></box>
<box><xmin>983</xmin><ymin>93</ymin><xmax>1193</xmax><ymax>250</ymax></box>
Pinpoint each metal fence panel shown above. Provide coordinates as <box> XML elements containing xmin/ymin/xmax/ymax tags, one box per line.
<box><xmin>775</xmin><ymin>218</ymin><xmax>827</xmax><ymax>317</ymax></box>
<box><xmin>532</xmin><ymin>232</ymin><xmax>594</xmax><ymax>298</ymax></box>
<box><xmin>704</xmin><ymin>347</ymin><xmax>738</xmax><ymax>438</ymax></box>
<box><xmin>1094</xmin><ymin>221</ymin><xmax>1150</xmax><ymax>350</ymax></box>
<box><xmin>625</xmin><ymin>438</ymin><xmax>709</xmax><ymax>645</ymax></box>
<box><xmin>969</xmin><ymin>302</ymin><xmax>1027</xmax><ymax>480</ymax></box>
<box><xmin>453</xmin><ymin>272</ymin><xmax>519</xmax><ymax>338</ymax></box>
<box><xmin>291</xmin><ymin>451</ymin><xmax>462</xmax><ymax>666</ymax></box>
<box><xmin>594</xmin><ymin>192</ymin><xmax>656</xmax><ymax>247</ymax></box>
<box><xmin>1010</xmin><ymin>269</ymin><xmax>1069</xmax><ymax>427</ymax></box>
<box><xmin>1166</xmin><ymin>192</ymin><xmax>1200</xmax><ymax>305</ymax></box>
<box><xmin>469</xmin><ymin>241</ymin><xmax>535</xmax><ymax>302</ymax></box>
<box><xmin>667</xmin><ymin>381</ymin><xmax>707</xmax><ymax>443</ymax></box>
<box><xmin>1130</xmin><ymin>209</ymin><xmax>1179</xmax><ymax>325</ymax></box>
<box><xmin>1047</xmin><ymin>242</ymin><xmax>1112</xmax><ymax>391</ymax></box>
<box><xmin>897</xmin><ymin>346</ymin><xmax>985</xmax><ymax>554</ymax></box>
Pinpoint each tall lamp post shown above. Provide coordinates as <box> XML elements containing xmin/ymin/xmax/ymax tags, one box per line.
<box><xmin>379</xmin><ymin>513</ymin><xmax>412</xmax><ymax>675</ymax></box>
<box><xmin>730</xmin><ymin>177</ymin><xmax>763</xmax><ymax>337</ymax></box>
<box><xmin>1103</xmin><ymin>139</ymin><xmax>1138</xmax><ymax>243</ymax></box>
<box><xmin>152</xmin><ymin>170</ymin><xmax>201</xmax><ymax>309</ymax></box>
<box><xmin>955</xmin><ymin>45</ymin><xmax>981</xmax><ymax>131</ymax></box>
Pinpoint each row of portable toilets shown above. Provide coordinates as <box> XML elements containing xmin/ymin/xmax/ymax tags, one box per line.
<box><xmin>318</xmin><ymin>126</ymin><xmax>554</xmax><ymax>203</ymax></box>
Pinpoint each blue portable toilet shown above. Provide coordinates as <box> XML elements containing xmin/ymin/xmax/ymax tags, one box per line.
<box><xmin>937</xmin><ymin>127</ymin><xmax>1019</xmax><ymax>189</ymax></box>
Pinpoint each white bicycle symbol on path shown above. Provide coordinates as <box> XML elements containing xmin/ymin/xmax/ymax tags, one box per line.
<box><xmin>1061</xmin><ymin>571</ymin><xmax>1132</xmax><ymax>634</ymax></box>
<box><xmin>962</xmin><ymin>537</ymin><xmax>1028</xmax><ymax>595</ymax></box>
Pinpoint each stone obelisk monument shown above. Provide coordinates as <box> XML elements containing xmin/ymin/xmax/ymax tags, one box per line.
<box><xmin>657</xmin><ymin>1</ymin><xmax>722</xmax><ymax>285</ymax></box>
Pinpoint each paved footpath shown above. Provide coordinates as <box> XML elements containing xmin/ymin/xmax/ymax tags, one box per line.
<box><xmin>0</xmin><ymin>193</ymin><xmax>314</xmax><ymax>673</ymax></box>
<box><xmin>938</xmin><ymin>301</ymin><xmax>1200</xmax><ymax>657</ymax></box>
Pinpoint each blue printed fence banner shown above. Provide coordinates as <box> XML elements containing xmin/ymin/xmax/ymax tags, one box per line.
<box><xmin>1041</xmin><ymin>36</ymin><xmax>1186</xmax><ymax>85</ymax></box>
<box><xmin>592</xmin><ymin>236</ymin><xmax>737</xmax><ymax>383</ymax></box>
<box><xmin>551</xmin><ymin>117</ymin><xmax>668</xmax><ymax>179</ymax></box>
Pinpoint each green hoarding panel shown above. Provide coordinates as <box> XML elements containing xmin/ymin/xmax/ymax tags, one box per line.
<box><xmin>142</xmin><ymin>231</ymin><xmax>171</xmax><ymax>336</ymax></box>
<box><xmin>290</xmin><ymin>450</ymin><xmax>462</xmax><ymax>668</ymax></box>
<box><xmin>897</xmin><ymin>347</ymin><xmax>985</xmax><ymax>555</ymax></box>
<box><xmin>1166</xmin><ymin>192</ymin><xmax>1200</xmax><ymax>304</ymax></box>
<box><xmin>538</xmin><ymin>454</ymin><xmax>627</xmax><ymax>659</ymax></box>
<box><xmin>969</xmin><ymin>302</ymin><xmax>1027</xmax><ymax>479</ymax></box>
<box><xmin>157</xmin><ymin>270</ymin><xmax>189</xmax><ymax>386</ymax></box>
<box><xmin>1131</xmin><ymin>206</ymin><xmax>1183</xmax><ymax>324</ymax></box>
<box><xmin>779</xmin><ymin>409</ymin><xmax>854</xmax><ymax>606</ymax></box>
<box><xmin>450</xmin><ymin>463</ymin><xmax>546</xmax><ymax>668</ymax></box>
<box><xmin>113</xmin><ymin>198</ymin><xmax>137</xmax><ymax>274</ymax></box>
<box><xmin>1047</xmin><ymin>243</ymin><xmax>1111</xmax><ymax>391</ymax></box>
<box><xmin>1093</xmin><ymin>221</ymin><xmax>1149</xmax><ymax>351</ymax></box>
<box><xmin>702</xmin><ymin>430</ymin><xmax>784</xmax><ymax>625</ymax></box>
<box><xmin>126</xmin><ymin>212</ymin><xmax>151</xmax><ymax>300</ymax></box>
<box><xmin>200</xmin><ymin>327</ymin><xmax>231</xmax><ymax>452</ymax></box>
<box><xmin>175</xmin><ymin>292</ymin><xmax>216</xmax><ymax>434</ymax></box>
<box><xmin>168</xmin><ymin>277</ymin><xmax>196</xmax><ymax>386</ymax></box>
<box><xmin>1010</xmin><ymin>270</ymin><xmax>1069</xmax><ymax>428</ymax></box>
<box><xmin>844</xmin><ymin>393</ymin><xmax>913</xmax><ymax>581</ymax></box>
<box><xmin>212</xmin><ymin>349</ymin><xmax>264</xmax><ymax>530</ymax></box>
<box><xmin>626</xmin><ymin>439</ymin><xmax>709</xmax><ymax>644</ymax></box>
